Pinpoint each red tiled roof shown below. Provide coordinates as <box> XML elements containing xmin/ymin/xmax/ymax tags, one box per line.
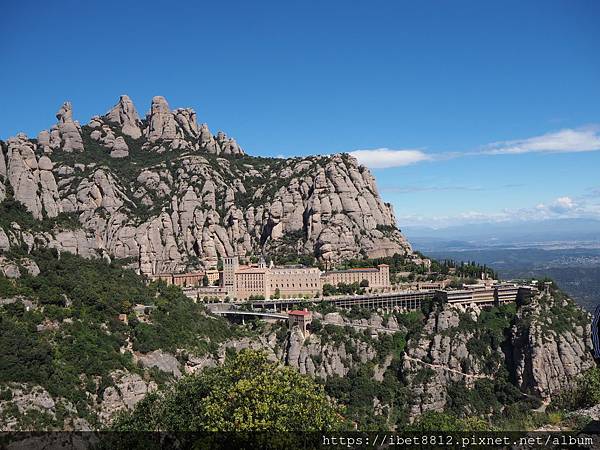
<box><xmin>288</xmin><ymin>310</ymin><xmax>311</xmax><ymax>316</ymax></box>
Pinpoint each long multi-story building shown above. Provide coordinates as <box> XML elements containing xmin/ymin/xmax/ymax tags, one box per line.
<box><xmin>322</xmin><ymin>264</ymin><xmax>390</xmax><ymax>288</ymax></box>
<box><xmin>150</xmin><ymin>271</ymin><xmax>204</xmax><ymax>287</ymax></box>
<box><xmin>436</xmin><ymin>282</ymin><xmax>527</xmax><ymax>306</ymax></box>
<box><xmin>224</xmin><ymin>257</ymin><xmax>322</xmax><ymax>300</ymax></box>
<box><xmin>269</xmin><ymin>266</ymin><xmax>321</xmax><ymax>299</ymax></box>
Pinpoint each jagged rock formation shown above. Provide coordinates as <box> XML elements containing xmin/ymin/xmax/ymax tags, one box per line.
<box><xmin>136</xmin><ymin>350</ymin><xmax>182</xmax><ymax>378</ymax></box>
<box><xmin>97</xmin><ymin>371</ymin><xmax>157</xmax><ymax>424</ymax></box>
<box><xmin>5</xmin><ymin>133</ymin><xmax>61</xmax><ymax>219</ymax></box>
<box><xmin>0</xmin><ymin>143</ymin><xmax>6</xmax><ymax>202</ymax></box>
<box><xmin>0</xmin><ymin>95</ymin><xmax>413</xmax><ymax>274</ymax></box>
<box><xmin>0</xmin><ymin>255</ymin><xmax>39</xmax><ymax>278</ymax></box>
<box><xmin>402</xmin><ymin>295</ymin><xmax>595</xmax><ymax>417</ymax></box>
<box><xmin>283</xmin><ymin>327</ymin><xmax>379</xmax><ymax>378</ymax></box>
<box><xmin>402</xmin><ymin>305</ymin><xmax>488</xmax><ymax>416</ymax></box>
<box><xmin>104</xmin><ymin>94</ymin><xmax>142</xmax><ymax>139</ymax></box>
<box><xmin>510</xmin><ymin>294</ymin><xmax>595</xmax><ymax>401</ymax></box>
<box><xmin>0</xmin><ymin>384</ymin><xmax>90</xmax><ymax>431</ymax></box>
<box><xmin>37</xmin><ymin>102</ymin><xmax>84</xmax><ymax>153</ymax></box>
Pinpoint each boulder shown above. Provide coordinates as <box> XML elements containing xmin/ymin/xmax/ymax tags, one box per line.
<box><xmin>110</xmin><ymin>136</ymin><xmax>129</xmax><ymax>158</ymax></box>
<box><xmin>137</xmin><ymin>350</ymin><xmax>182</xmax><ymax>378</ymax></box>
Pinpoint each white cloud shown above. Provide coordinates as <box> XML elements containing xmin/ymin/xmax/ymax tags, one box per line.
<box><xmin>549</xmin><ymin>196</ymin><xmax>576</xmax><ymax>213</ymax></box>
<box><xmin>481</xmin><ymin>127</ymin><xmax>600</xmax><ymax>155</ymax></box>
<box><xmin>346</xmin><ymin>126</ymin><xmax>600</xmax><ymax>169</ymax></box>
<box><xmin>349</xmin><ymin>148</ymin><xmax>431</xmax><ymax>169</ymax></box>
<box><xmin>397</xmin><ymin>196</ymin><xmax>600</xmax><ymax>228</ymax></box>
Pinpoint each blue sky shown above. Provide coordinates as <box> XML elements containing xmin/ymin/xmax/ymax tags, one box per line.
<box><xmin>1</xmin><ymin>0</ymin><xmax>599</xmax><ymax>227</ymax></box>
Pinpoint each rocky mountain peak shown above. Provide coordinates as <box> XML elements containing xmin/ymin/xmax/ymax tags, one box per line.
<box><xmin>56</xmin><ymin>101</ymin><xmax>74</xmax><ymax>123</ymax></box>
<box><xmin>198</xmin><ymin>123</ymin><xmax>219</xmax><ymax>154</ymax></box>
<box><xmin>146</xmin><ymin>96</ymin><xmax>178</xmax><ymax>143</ymax></box>
<box><xmin>104</xmin><ymin>95</ymin><xmax>142</xmax><ymax>139</ymax></box>
<box><xmin>173</xmin><ymin>108</ymin><xmax>199</xmax><ymax>138</ymax></box>
<box><xmin>1</xmin><ymin>96</ymin><xmax>413</xmax><ymax>273</ymax></box>
<box><xmin>37</xmin><ymin>101</ymin><xmax>84</xmax><ymax>153</ymax></box>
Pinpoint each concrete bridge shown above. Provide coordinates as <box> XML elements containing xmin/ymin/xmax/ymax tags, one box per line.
<box><xmin>207</xmin><ymin>304</ymin><xmax>401</xmax><ymax>334</ymax></box>
<box><xmin>210</xmin><ymin>309</ymin><xmax>289</xmax><ymax>321</ymax></box>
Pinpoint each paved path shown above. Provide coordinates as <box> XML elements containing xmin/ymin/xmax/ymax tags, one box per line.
<box><xmin>403</xmin><ymin>354</ymin><xmax>493</xmax><ymax>380</ymax></box>
<box><xmin>321</xmin><ymin>320</ymin><xmax>398</xmax><ymax>334</ymax></box>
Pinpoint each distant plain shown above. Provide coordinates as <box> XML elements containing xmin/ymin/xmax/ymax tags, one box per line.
<box><xmin>405</xmin><ymin>219</ymin><xmax>600</xmax><ymax>311</ymax></box>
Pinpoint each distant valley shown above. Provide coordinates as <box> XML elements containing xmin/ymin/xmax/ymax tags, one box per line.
<box><xmin>405</xmin><ymin>218</ymin><xmax>600</xmax><ymax>311</ymax></box>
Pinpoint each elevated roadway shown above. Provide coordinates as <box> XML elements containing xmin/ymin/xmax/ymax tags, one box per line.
<box><xmin>248</xmin><ymin>290</ymin><xmax>435</xmax><ymax>312</ymax></box>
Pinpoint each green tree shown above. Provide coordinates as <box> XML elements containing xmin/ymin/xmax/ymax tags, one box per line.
<box><xmin>579</xmin><ymin>368</ymin><xmax>600</xmax><ymax>406</ymax></box>
<box><xmin>322</xmin><ymin>283</ymin><xmax>337</xmax><ymax>296</ymax></box>
<box><xmin>112</xmin><ymin>350</ymin><xmax>345</xmax><ymax>431</ymax></box>
<box><xmin>202</xmin><ymin>275</ymin><xmax>209</xmax><ymax>287</ymax></box>
<box><xmin>406</xmin><ymin>411</ymin><xmax>488</xmax><ymax>432</ymax></box>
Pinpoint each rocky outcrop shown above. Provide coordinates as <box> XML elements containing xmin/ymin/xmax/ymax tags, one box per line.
<box><xmin>174</xmin><ymin>108</ymin><xmax>199</xmax><ymax>138</ymax></box>
<box><xmin>0</xmin><ymin>256</ymin><xmax>21</xmax><ymax>278</ymax></box>
<box><xmin>0</xmin><ymin>96</ymin><xmax>413</xmax><ymax>274</ymax></box>
<box><xmin>89</xmin><ymin>122</ymin><xmax>130</xmax><ymax>158</ymax></box>
<box><xmin>0</xmin><ymin>147</ymin><xmax>6</xmax><ymax>202</ymax></box>
<box><xmin>97</xmin><ymin>371</ymin><xmax>157</xmax><ymax>424</ymax></box>
<box><xmin>215</xmin><ymin>131</ymin><xmax>243</xmax><ymax>156</ymax></box>
<box><xmin>283</xmin><ymin>327</ymin><xmax>378</xmax><ymax>378</ymax></box>
<box><xmin>0</xmin><ymin>256</ymin><xmax>40</xmax><ymax>278</ymax></box>
<box><xmin>0</xmin><ymin>228</ymin><xmax>9</xmax><ymax>251</ymax></box>
<box><xmin>145</xmin><ymin>96</ymin><xmax>179</xmax><ymax>143</ymax></box>
<box><xmin>0</xmin><ymin>384</ymin><xmax>88</xmax><ymax>431</ymax></box>
<box><xmin>136</xmin><ymin>350</ymin><xmax>182</xmax><ymax>378</ymax></box>
<box><xmin>402</xmin><ymin>305</ymin><xmax>490</xmax><ymax>416</ymax></box>
<box><xmin>104</xmin><ymin>94</ymin><xmax>142</xmax><ymax>139</ymax></box>
<box><xmin>510</xmin><ymin>294</ymin><xmax>595</xmax><ymax>401</ymax></box>
<box><xmin>6</xmin><ymin>134</ymin><xmax>61</xmax><ymax>219</ymax></box>
<box><xmin>401</xmin><ymin>294</ymin><xmax>595</xmax><ymax>417</ymax></box>
<box><xmin>198</xmin><ymin>123</ymin><xmax>219</xmax><ymax>154</ymax></box>
<box><xmin>55</xmin><ymin>102</ymin><xmax>84</xmax><ymax>153</ymax></box>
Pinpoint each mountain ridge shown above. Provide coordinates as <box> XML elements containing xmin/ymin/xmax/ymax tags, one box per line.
<box><xmin>0</xmin><ymin>96</ymin><xmax>420</xmax><ymax>275</ymax></box>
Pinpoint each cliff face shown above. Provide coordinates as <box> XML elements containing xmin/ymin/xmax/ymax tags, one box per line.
<box><xmin>509</xmin><ymin>293</ymin><xmax>594</xmax><ymax>400</ymax></box>
<box><xmin>402</xmin><ymin>296</ymin><xmax>595</xmax><ymax>417</ymax></box>
<box><xmin>0</xmin><ymin>96</ymin><xmax>412</xmax><ymax>274</ymax></box>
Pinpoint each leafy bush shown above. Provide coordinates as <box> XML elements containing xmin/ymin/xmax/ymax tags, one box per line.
<box><xmin>552</xmin><ymin>367</ymin><xmax>600</xmax><ymax>410</ymax></box>
<box><xmin>112</xmin><ymin>350</ymin><xmax>345</xmax><ymax>431</ymax></box>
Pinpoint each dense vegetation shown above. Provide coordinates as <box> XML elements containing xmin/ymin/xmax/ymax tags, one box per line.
<box><xmin>322</xmin><ymin>281</ymin><xmax>367</xmax><ymax>296</ymax></box>
<box><xmin>112</xmin><ymin>350</ymin><xmax>344</xmax><ymax>432</ymax></box>
<box><xmin>553</xmin><ymin>367</ymin><xmax>600</xmax><ymax>411</ymax></box>
<box><xmin>0</xmin><ymin>195</ymin><xmax>80</xmax><ymax>233</ymax></box>
<box><xmin>0</xmin><ymin>249</ymin><xmax>235</xmax><ymax>426</ymax></box>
